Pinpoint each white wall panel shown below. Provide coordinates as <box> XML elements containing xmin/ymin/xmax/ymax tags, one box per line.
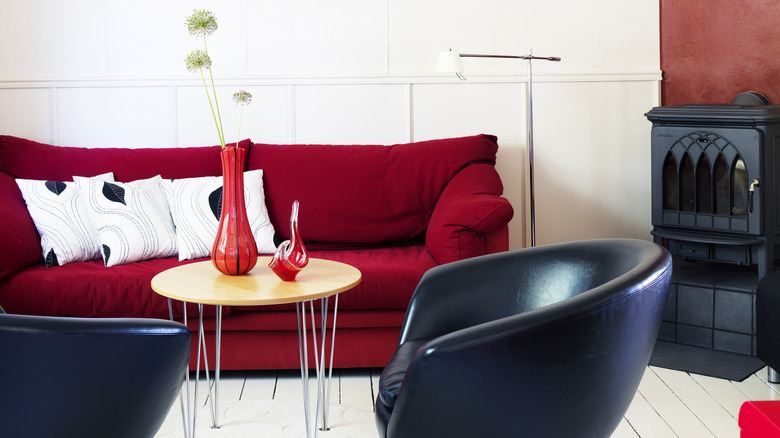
<box><xmin>532</xmin><ymin>80</ymin><xmax>657</xmax><ymax>246</ymax></box>
<box><xmin>106</xmin><ymin>1</ymin><xmax>248</xmax><ymax>77</ymax></box>
<box><xmin>246</xmin><ymin>0</ymin><xmax>388</xmax><ymax>75</ymax></box>
<box><xmin>57</xmin><ymin>87</ymin><xmax>171</xmax><ymax>148</ymax></box>
<box><xmin>177</xmin><ymin>85</ymin><xmax>291</xmax><ymax>147</ymax></box>
<box><xmin>0</xmin><ymin>88</ymin><xmax>52</xmax><ymax>143</ymax></box>
<box><xmin>294</xmin><ymin>84</ymin><xmax>409</xmax><ymax>145</ymax></box>
<box><xmin>0</xmin><ymin>0</ymin><xmax>107</xmax><ymax>78</ymax></box>
<box><xmin>106</xmin><ymin>0</ymin><xmax>196</xmax><ymax>77</ymax></box>
<box><xmin>413</xmin><ymin>82</ymin><xmax>528</xmax><ymax>248</ymax></box>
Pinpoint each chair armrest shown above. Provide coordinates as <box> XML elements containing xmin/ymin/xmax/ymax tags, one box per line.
<box><xmin>0</xmin><ymin>313</ymin><xmax>189</xmax><ymax>336</ymax></box>
<box><xmin>425</xmin><ymin>163</ymin><xmax>513</xmax><ymax>264</ymax></box>
<box><xmin>400</xmin><ymin>239</ymin><xmax>672</xmax><ymax>344</ymax></box>
<box><xmin>398</xmin><ymin>248</ymin><xmax>548</xmax><ymax>344</ymax></box>
<box><xmin>0</xmin><ymin>172</ymin><xmax>42</xmax><ymax>279</ymax></box>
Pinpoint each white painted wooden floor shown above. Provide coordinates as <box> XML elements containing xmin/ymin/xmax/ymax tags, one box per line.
<box><xmin>156</xmin><ymin>365</ymin><xmax>779</xmax><ymax>437</ymax></box>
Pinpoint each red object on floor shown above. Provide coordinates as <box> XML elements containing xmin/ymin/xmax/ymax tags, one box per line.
<box><xmin>740</xmin><ymin>401</ymin><xmax>780</xmax><ymax>437</ymax></box>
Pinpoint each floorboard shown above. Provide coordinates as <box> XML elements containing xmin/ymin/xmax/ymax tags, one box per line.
<box><xmin>155</xmin><ymin>365</ymin><xmax>780</xmax><ymax>437</ymax></box>
<box><xmin>633</xmin><ymin>366</ymin><xmax>714</xmax><ymax>437</ymax></box>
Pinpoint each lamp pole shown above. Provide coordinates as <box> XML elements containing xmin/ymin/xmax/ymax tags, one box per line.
<box><xmin>456</xmin><ymin>51</ymin><xmax>560</xmax><ymax>247</ymax></box>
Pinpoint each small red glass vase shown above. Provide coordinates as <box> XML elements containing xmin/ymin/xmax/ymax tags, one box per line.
<box><xmin>269</xmin><ymin>200</ymin><xmax>308</xmax><ymax>281</ymax></box>
<box><xmin>212</xmin><ymin>146</ymin><xmax>258</xmax><ymax>275</ymax></box>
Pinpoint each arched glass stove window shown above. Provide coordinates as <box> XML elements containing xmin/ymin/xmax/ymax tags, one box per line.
<box><xmin>662</xmin><ymin>153</ymin><xmax>678</xmax><ymax>210</ymax></box>
<box><xmin>732</xmin><ymin>159</ymin><xmax>748</xmax><ymax>216</ymax></box>
<box><xmin>661</xmin><ymin>133</ymin><xmax>751</xmax><ymax>217</ymax></box>
<box><xmin>680</xmin><ymin>153</ymin><xmax>695</xmax><ymax>212</ymax></box>
<box><xmin>696</xmin><ymin>155</ymin><xmax>712</xmax><ymax>213</ymax></box>
<box><xmin>713</xmin><ymin>155</ymin><xmax>730</xmax><ymax>216</ymax></box>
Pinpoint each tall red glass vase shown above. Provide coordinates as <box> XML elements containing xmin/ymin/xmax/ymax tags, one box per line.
<box><xmin>212</xmin><ymin>146</ymin><xmax>258</xmax><ymax>275</ymax></box>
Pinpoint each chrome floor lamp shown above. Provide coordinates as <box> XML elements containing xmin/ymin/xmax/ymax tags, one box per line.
<box><xmin>436</xmin><ymin>49</ymin><xmax>560</xmax><ymax>247</ymax></box>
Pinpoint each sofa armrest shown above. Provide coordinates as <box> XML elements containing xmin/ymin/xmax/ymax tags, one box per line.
<box><xmin>0</xmin><ymin>172</ymin><xmax>41</xmax><ymax>279</ymax></box>
<box><xmin>425</xmin><ymin>163</ymin><xmax>513</xmax><ymax>264</ymax></box>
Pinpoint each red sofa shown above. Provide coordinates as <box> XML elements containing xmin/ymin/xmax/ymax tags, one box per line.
<box><xmin>0</xmin><ymin>134</ymin><xmax>513</xmax><ymax>370</ymax></box>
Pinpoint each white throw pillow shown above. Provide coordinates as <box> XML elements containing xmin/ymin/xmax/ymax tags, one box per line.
<box><xmin>15</xmin><ymin>172</ymin><xmax>114</xmax><ymax>267</ymax></box>
<box><xmin>164</xmin><ymin>169</ymin><xmax>277</xmax><ymax>261</ymax></box>
<box><xmin>76</xmin><ymin>175</ymin><xmax>178</xmax><ymax>267</ymax></box>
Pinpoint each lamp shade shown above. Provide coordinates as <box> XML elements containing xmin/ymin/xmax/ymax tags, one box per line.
<box><xmin>435</xmin><ymin>49</ymin><xmax>464</xmax><ymax>73</ymax></box>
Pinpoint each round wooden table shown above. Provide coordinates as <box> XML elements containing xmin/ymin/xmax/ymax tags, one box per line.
<box><xmin>152</xmin><ymin>257</ymin><xmax>361</xmax><ymax>306</ymax></box>
<box><xmin>151</xmin><ymin>257</ymin><xmax>361</xmax><ymax>438</ymax></box>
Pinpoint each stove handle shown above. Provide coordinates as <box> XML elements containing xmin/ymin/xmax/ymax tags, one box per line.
<box><xmin>749</xmin><ymin>178</ymin><xmax>760</xmax><ymax>213</ymax></box>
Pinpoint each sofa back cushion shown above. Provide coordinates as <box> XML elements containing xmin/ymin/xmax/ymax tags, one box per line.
<box><xmin>0</xmin><ymin>136</ymin><xmax>252</xmax><ymax>276</ymax></box>
<box><xmin>249</xmin><ymin>135</ymin><xmax>499</xmax><ymax>246</ymax></box>
<box><xmin>0</xmin><ymin>172</ymin><xmax>42</xmax><ymax>278</ymax></box>
<box><xmin>0</xmin><ymin>136</ymin><xmax>250</xmax><ymax>182</ymax></box>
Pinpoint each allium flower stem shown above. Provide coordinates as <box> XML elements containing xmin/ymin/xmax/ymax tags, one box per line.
<box><xmin>233</xmin><ymin>90</ymin><xmax>252</xmax><ymax>145</ymax></box>
<box><xmin>185</xmin><ymin>10</ymin><xmax>251</xmax><ymax>150</ymax></box>
<box><xmin>199</xmin><ymin>70</ymin><xmax>225</xmax><ymax>148</ymax></box>
<box><xmin>201</xmin><ymin>35</ymin><xmax>225</xmax><ymax>147</ymax></box>
<box><xmin>237</xmin><ymin>104</ymin><xmax>244</xmax><ymax>146</ymax></box>
<box><xmin>208</xmin><ymin>69</ymin><xmax>225</xmax><ymax>147</ymax></box>
<box><xmin>201</xmin><ymin>33</ymin><xmax>226</xmax><ymax>149</ymax></box>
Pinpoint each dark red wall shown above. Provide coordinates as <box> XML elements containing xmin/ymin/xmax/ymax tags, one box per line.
<box><xmin>661</xmin><ymin>0</ymin><xmax>780</xmax><ymax>106</ymax></box>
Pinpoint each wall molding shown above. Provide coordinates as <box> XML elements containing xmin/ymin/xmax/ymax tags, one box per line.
<box><xmin>0</xmin><ymin>71</ymin><xmax>662</xmax><ymax>89</ymax></box>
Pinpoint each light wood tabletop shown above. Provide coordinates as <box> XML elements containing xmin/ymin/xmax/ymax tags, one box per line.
<box><xmin>151</xmin><ymin>257</ymin><xmax>361</xmax><ymax>306</ymax></box>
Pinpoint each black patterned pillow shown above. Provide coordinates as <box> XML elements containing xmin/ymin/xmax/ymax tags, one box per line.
<box><xmin>15</xmin><ymin>173</ymin><xmax>115</xmax><ymax>267</ymax></box>
<box><xmin>76</xmin><ymin>175</ymin><xmax>178</xmax><ymax>267</ymax></box>
<box><xmin>164</xmin><ymin>169</ymin><xmax>277</xmax><ymax>261</ymax></box>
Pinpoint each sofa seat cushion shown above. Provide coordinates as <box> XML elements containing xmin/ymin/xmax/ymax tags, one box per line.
<box><xmin>235</xmin><ymin>246</ymin><xmax>438</xmax><ymax>312</ymax></box>
<box><xmin>378</xmin><ymin>340</ymin><xmax>425</xmax><ymax>410</ymax></box>
<box><xmin>250</xmin><ymin>135</ymin><xmax>499</xmax><ymax>246</ymax></box>
<box><xmin>0</xmin><ymin>257</ymin><xmax>227</xmax><ymax>319</ymax></box>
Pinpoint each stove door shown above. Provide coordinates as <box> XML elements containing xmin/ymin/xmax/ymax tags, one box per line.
<box><xmin>651</xmin><ymin>125</ymin><xmax>762</xmax><ymax>235</ymax></box>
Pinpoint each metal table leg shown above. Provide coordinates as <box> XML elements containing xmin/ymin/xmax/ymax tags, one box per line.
<box><xmin>169</xmin><ymin>299</ymin><xmax>190</xmax><ymax>438</ymax></box>
<box><xmin>167</xmin><ymin>299</ymin><xmax>220</xmax><ymax>438</ymax></box>
<box><xmin>214</xmin><ymin>305</ymin><xmax>223</xmax><ymax>428</ymax></box>
<box><xmin>296</xmin><ymin>294</ymin><xmax>340</xmax><ymax>438</ymax></box>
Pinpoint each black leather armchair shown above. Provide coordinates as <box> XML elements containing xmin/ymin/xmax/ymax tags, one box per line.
<box><xmin>376</xmin><ymin>239</ymin><xmax>672</xmax><ymax>438</ymax></box>
<box><xmin>0</xmin><ymin>305</ymin><xmax>190</xmax><ymax>438</ymax></box>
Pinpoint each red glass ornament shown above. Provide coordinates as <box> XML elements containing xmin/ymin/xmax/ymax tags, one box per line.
<box><xmin>212</xmin><ymin>146</ymin><xmax>258</xmax><ymax>275</ymax></box>
<box><xmin>269</xmin><ymin>200</ymin><xmax>308</xmax><ymax>281</ymax></box>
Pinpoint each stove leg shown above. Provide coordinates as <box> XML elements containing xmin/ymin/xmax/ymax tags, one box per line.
<box><xmin>768</xmin><ymin>367</ymin><xmax>780</xmax><ymax>384</ymax></box>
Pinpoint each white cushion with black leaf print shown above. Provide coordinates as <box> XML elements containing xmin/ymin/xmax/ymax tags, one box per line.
<box><xmin>15</xmin><ymin>172</ymin><xmax>114</xmax><ymax>267</ymax></box>
<box><xmin>163</xmin><ymin>169</ymin><xmax>277</xmax><ymax>261</ymax></box>
<box><xmin>76</xmin><ymin>174</ymin><xmax>178</xmax><ymax>267</ymax></box>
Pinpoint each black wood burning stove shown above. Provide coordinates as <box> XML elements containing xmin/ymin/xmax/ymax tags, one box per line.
<box><xmin>646</xmin><ymin>104</ymin><xmax>780</xmax><ymax>279</ymax></box>
<box><xmin>646</xmin><ymin>101</ymin><xmax>780</xmax><ymax>356</ymax></box>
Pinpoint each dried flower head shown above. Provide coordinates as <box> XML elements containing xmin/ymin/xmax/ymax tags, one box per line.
<box><xmin>185</xmin><ymin>50</ymin><xmax>212</xmax><ymax>72</ymax></box>
<box><xmin>233</xmin><ymin>90</ymin><xmax>253</xmax><ymax>106</ymax></box>
<box><xmin>185</xmin><ymin>9</ymin><xmax>218</xmax><ymax>37</ymax></box>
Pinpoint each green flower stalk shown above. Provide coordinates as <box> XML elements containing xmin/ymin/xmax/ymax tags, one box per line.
<box><xmin>233</xmin><ymin>90</ymin><xmax>252</xmax><ymax>146</ymax></box>
<box><xmin>184</xmin><ymin>9</ymin><xmax>251</xmax><ymax>149</ymax></box>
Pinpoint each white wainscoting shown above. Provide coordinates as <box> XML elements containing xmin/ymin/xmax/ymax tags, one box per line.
<box><xmin>0</xmin><ymin>72</ymin><xmax>660</xmax><ymax>249</ymax></box>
